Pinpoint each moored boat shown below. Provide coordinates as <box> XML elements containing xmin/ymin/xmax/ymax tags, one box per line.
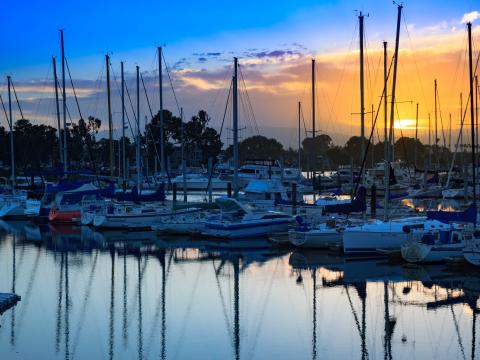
<box><xmin>203</xmin><ymin>197</ymin><xmax>293</xmax><ymax>239</ymax></box>
<box><xmin>401</xmin><ymin>223</ymin><xmax>468</xmax><ymax>263</ymax></box>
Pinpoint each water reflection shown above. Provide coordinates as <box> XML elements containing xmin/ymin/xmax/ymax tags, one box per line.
<box><xmin>290</xmin><ymin>249</ymin><xmax>480</xmax><ymax>360</ymax></box>
<box><xmin>0</xmin><ymin>222</ymin><xmax>480</xmax><ymax>359</ymax></box>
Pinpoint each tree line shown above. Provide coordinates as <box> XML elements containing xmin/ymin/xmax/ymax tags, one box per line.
<box><xmin>0</xmin><ymin>109</ymin><xmax>222</xmax><ymax>176</ymax></box>
<box><xmin>225</xmin><ymin>134</ymin><xmax>458</xmax><ymax>171</ymax></box>
<box><xmin>0</xmin><ymin>108</ymin><xmax>463</xmax><ymax>177</ymax></box>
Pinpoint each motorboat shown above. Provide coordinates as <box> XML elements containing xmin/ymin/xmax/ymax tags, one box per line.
<box><xmin>154</xmin><ymin>207</ymin><xmax>212</xmax><ymax>234</ymax></box>
<box><xmin>401</xmin><ymin>222</ymin><xmax>468</xmax><ymax>263</ymax></box>
<box><xmin>288</xmin><ymin>218</ymin><xmax>346</xmax><ymax>248</ymax></box>
<box><xmin>92</xmin><ymin>202</ymin><xmax>170</xmax><ymax>229</ymax></box>
<box><xmin>203</xmin><ymin>197</ymin><xmax>293</xmax><ymax>239</ymax></box>
<box><xmin>239</xmin><ymin>179</ymin><xmax>303</xmax><ymax>210</ymax></box>
<box><xmin>237</xmin><ymin>160</ymin><xmax>304</xmax><ymax>187</ymax></box>
<box><xmin>0</xmin><ymin>191</ymin><xmax>38</xmax><ymax>218</ymax></box>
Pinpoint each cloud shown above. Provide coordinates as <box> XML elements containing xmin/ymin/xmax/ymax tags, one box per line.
<box><xmin>461</xmin><ymin>10</ymin><xmax>480</xmax><ymax>24</ymax></box>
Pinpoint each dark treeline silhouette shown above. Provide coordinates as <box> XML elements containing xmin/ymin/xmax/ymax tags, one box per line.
<box><xmin>0</xmin><ymin>109</ymin><xmax>461</xmax><ymax>177</ymax></box>
<box><xmin>0</xmin><ymin>109</ymin><xmax>222</xmax><ymax>177</ymax></box>
<box><xmin>225</xmin><ymin>134</ymin><xmax>457</xmax><ymax>171</ymax></box>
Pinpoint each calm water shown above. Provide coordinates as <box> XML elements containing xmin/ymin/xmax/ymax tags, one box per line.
<box><xmin>0</xmin><ymin>220</ymin><xmax>479</xmax><ymax>359</ymax></box>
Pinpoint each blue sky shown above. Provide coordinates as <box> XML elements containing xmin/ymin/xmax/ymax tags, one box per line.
<box><xmin>2</xmin><ymin>0</ymin><xmax>477</xmax><ymax>76</ymax></box>
<box><xmin>0</xmin><ymin>1</ymin><xmax>479</xmax><ymax>146</ymax></box>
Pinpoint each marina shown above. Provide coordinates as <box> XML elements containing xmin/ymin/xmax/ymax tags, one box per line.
<box><xmin>1</xmin><ymin>0</ymin><xmax>480</xmax><ymax>358</ymax></box>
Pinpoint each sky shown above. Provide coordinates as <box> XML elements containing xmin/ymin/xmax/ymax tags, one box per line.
<box><xmin>0</xmin><ymin>0</ymin><xmax>479</xmax><ymax>149</ymax></box>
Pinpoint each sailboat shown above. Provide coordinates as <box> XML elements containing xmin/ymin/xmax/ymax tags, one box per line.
<box><xmin>459</xmin><ymin>21</ymin><xmax>480</xmax><ymax>266</ymax></box>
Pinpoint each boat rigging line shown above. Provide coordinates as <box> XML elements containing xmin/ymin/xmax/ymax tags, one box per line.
<box><xmin>65</xmin><ymin>58</ymin><xmax>83</xmax><ymax>120</ymax></box>
<box><xmin>140</xmin><ymin>72</ymin><xmax>162</xmax><ymax>172</ymax></box>
<box><xmin>162</xmin><ymin>51</ymin><xmax>182</xmax><ymax>116</ymax></box>
<box><xmin>238</xmin><ymin>65</ymin><xmax>260</xmax><ymax>135</ymax></box>
<box><xmin>351</xmin><ymin>51</ymin><xmax>394</xmax><ymax>197</ymax></box>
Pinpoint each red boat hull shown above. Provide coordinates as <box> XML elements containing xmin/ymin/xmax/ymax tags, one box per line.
<box><xmin>48</xmin><ymin>208</ymin><xmax>80</xmax><ymax>223</ymax></box>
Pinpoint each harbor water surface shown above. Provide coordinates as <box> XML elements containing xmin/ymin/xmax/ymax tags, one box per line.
<box><xmin>0</xmin><ymin>220</ymin><xmax>479</xmax><ymax>359</ymax></box>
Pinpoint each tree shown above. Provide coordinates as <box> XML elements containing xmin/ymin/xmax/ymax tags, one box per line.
<box><xmin>302</xmin><ymin>134</ymin><xmax>332</xmax><ymax>170</ymax></box>
<box><xmin>13</xmin><ymin>119</ymin><xmax>58</xmax><ymax>170</ymax></box>
<box><xmin>185</xmin><ymin>111</ymin><xmax>222</xmax><ymax>165</ymax></box>
<box><xmin>224</xmin><ymin>135</ymin><xmax>284</xmax><ymax>164</ymax></box>
<box><xmin>144</xmin><ymin>109</ymin><xmax>222</xmax><ymax>169</ymax></box>
<box><xmin>344</xmin><ymin>136</ymin><xmax>371</xmax><ymax>165</ymax></box>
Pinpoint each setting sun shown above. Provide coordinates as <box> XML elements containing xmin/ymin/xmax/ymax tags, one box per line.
<box><xmin>394</xmin><ymin>119</ymin><xmax>418</xmax><ymax>130</ymax></box>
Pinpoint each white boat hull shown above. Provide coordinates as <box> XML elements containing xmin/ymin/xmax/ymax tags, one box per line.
<box><xmin>203</xmin><ymin>219</ymin><xmax>291</xmax><ymax>239</ymax></box>
<box><xmin>155</xmin><ymin>209</ymin><xmax>207</xmax><ymax>234</ymax></box>
<box><xmin>0</xmin><ymin>203</ymin><xmax>26</xmax><ymax>218</ymax></box>
<box><xmin>401</xmin><ymin>241</ymin><xmax>464</xmax><ymax>263</ymax></box>
<box><xmin>289</xmin><ymin>229</ymin><xmax>342</xmax><ymax>248</ymax></box>
<box><xmin>93</xmin><ymin>213</ymin><xmax>162</xmax><ymax>229</ymax></box>
<box><xmin>25</xmin><ymin>199</ymin><xmax>41</xmax><ymax>216</ymax></box>
<box><xmin>343</xmin><ymin>230</ymin><xmax>407</xmax><ymax>254</ymax></box>
<box><xmin>463</xmin><ymin>239</ymin><xmax>480</xmax><ymax>266</ymax></box>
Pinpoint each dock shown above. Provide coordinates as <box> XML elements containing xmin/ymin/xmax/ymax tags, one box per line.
<box><xmin>0</xmin><ymin>293</ymin><xmax>21</xmax><ymax>314</ymax></box>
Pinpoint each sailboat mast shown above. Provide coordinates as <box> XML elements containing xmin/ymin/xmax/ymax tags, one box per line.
<box><xmin>53</xmin><ymin>57</ymin><xmax>63</xmax><ymax>164</ymax></box>
<box><xmin>371</xmin><ymin>104</ymin><xmax>374</xmax><ymax>167</ymax></box>
<box><xmin>298</xmin><ymin>101</ymin><xmax>301</xmax><ymax>173</ymax></box>
<box><xmin>312</xmin><ymin>59</ymin><xmax>316</xmax><ymax>138</ymax></box>
<box><xmin>428</xmin><ymin>113</ymin><xmax>431</xmax><ymax>168</ymax></box>
<box><xmin>449</xmin><ymin>113</ymin><xmax>452</xmax><ymax>151</ymax></box>
<box><xmin>7</xmin><ymin>76</ymin><xmax>14</xmax><ymax>186</ymax></box>
<box><xmin>60</xmin><ymin>29</ymin><xmax>68</xmax><ymax>172</ymax></box>
<box><xmin>385</xmin><ymin>4</ymin><xmax>403</xmax><ymax>220</ymax></box>
<box><xmin>359</xmin><ymin>12</ymin><xmax>365</xmax><ymax>180</ymax></box>
<box><xmin>461</xmin><ymin>93</ymin><xmax>464</xmax><ymax>166</ymax></box>
<box><xmin>434</xmin><ymin>79</ymin><xmax>438</xmax><ymax>167</ymax></box>
<box><xmin>476</xmin><ymin>75</ymin><xmax>478</xmax><ymax>157</ymax></box>
<box><xmin>158</xmin><ymin>46</ymin><xmax>165</xmax><ymax>181</ymax></box>
<box><xmin>121</xmin><ymin>61</ymin><xmax>126</xmax><ymax>185</ymax></box>
<box><xmin>181</xmin><ymin>107</ymin><xmax>187</xmax><ymax>202</ymax></box>
<box><xmin>414</xmin><ymin>103</ymin><xmax>419</xmax><ymax>169</ymax></box>
<box><xmin>106</xmin><ymin>54</ymin><xmax>114</xmax><ymax>177</ymax></box>
<box><xmin>383</xmin><ymin>41</ymin><xmax>388</xmax><ymax>161</ymax></box>
<box><xmin>136</xmin><ymin>66</ymin><xmax>142</xmax><ymax>191</ymax></box>
<box><xmin>233</xmin><ymin>57</ymin><xmax>239</xmax><ymax>198</ymax></box>
<box><xmin>467</xmin><ymin>22</ymin><xmax>476</xmax><ymax>205</ymax></box>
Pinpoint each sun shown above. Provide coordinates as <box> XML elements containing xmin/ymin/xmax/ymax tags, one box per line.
<box><xmin>394</xmin><ymin>119</ymin><xmax>417</xmax><ymax>130</ymax></box>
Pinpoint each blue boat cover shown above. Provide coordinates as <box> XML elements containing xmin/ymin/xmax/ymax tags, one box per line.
<box><xmin>426</xmin><ymin>202</ymin><xmax>477</xmax><ymax>224</ymax></box>
<box><xmin>45</xmin><ymin>179</ymin><xmax>93</xmax><ymax>193</ymax></box>
<box><xmin>59</xmin><ymin>182</ymin><xmax>115</xmax><ymax>204</ymax></box>
<box><xmin>323</xmin><ymin>186</ymin><xmax>366</xmax><ymax>214</ymax></box>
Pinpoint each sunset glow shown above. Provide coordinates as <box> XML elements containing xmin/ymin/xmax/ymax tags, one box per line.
<box><xmin>0</xmin><ymin>1</ymin><xmax>478</xmax><ymax>147</ymax></box>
